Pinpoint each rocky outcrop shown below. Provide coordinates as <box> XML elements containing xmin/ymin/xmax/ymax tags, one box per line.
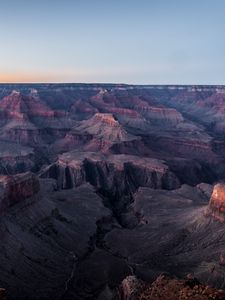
<box><xmin>197</xmin><ymin>183</ymin><xmax>213</xmax><ymax>199</ymax></box>
<box><xmin>0</xmin><ymin>142</ymin><xmax>35</xmax><ymax>174</ymax></box>
<box><xmin>75</xmin><ymin>113</ymin><xmax>136</xmax><ymax>142</ymax></box>
<box><xmin>120</xmin><ymin>276</ymin><xmax>145</xmax><ymax>300</ymax></box>
<box><xmin>0</xmin><ymin>90</ymin><xmax>54</xmax><ymax>118</ymax></box>
<box><xmin>54</xmin><ymin>113</ymin><xmax>138</xmax><ymax>153</ymax></box>
<box><xmin>159</xmin><ymin>87</ymin><xmax>225</xmax><ymax>134</ymax></box>
<box><xmin>107</xmin><ymin>107</ymin><xmax>140</xmax><ymax>119</ymax></box>
<box><xmin>119</xmin><ymin>274</ymin><xmax>225</xmax><ymax>300</ymax></box>
<box><xmin>0</xmin><ymin>90</ymin><xmax>72</xmax><ymax>147</ymax></box>
<box><xmin>0</xmin><ymin>172</ymin><xmax>40</xmax><ymax>212</ymax></box>
<box><xmin>136</xmin><ymin>104</ymin><xmax>184</xmax><ymax>125</ymax></box>
<box><xmin>208</xmin><ymin>183</ymin><xmax>225</xmax><ymax>221</ymax></box>
<box><xmin>40</xmin><ymin>152</ymin><xmax>180</xmax><ymax>194</ymax></box>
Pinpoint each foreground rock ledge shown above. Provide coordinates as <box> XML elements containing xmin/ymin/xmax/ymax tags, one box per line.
<box><xmin>120</xmin><ymin>275</ymin><xmax>225</xmax><ymax>300</ymax></box>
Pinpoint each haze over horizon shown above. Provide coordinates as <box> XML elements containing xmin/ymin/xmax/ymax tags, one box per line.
<box><xmin>0</xmin><ymin>0</ymin><xmax>225</xmax><ymax>84</ymax></box>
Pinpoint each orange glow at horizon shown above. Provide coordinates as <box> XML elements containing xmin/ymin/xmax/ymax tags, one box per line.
<box><xmin>0</xmin><ymin>71</ymin><xmax>73</xmax><ymax>83</ymax></box>
<box><xmin>0</xmin><ymin>69</ymin><xmax>121</xmax><ymax>83</ymax></box>
<box><xmin>0</xmin><ymin>68</ymin><xmax>144</xmax><ymax>84</ymax></box>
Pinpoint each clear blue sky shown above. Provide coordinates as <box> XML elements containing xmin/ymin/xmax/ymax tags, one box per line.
<box><xmin>0</xmin><ymin>0</ymin><xmax>225</xmax><ymax>84</ymax></box>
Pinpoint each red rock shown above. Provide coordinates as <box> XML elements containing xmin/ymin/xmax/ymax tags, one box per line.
<box><xmin>54</xmin><ymin>113</ymin><xmax>138</xmax><ymax>154</ymax></box>
<box><xmin>105</xmin><ymin>107</ymin><xmax>140</xmax><ymax>118</ymax></box>
<box><xmin>136</xmin><ymin>103</ymin><xmax>184</xmax><ymax>124</ymax></box>
<box><xmin>75</xmin><ymin>113</ymin><xmax>136</xmax><ymax>142</ymax></box>
<box><xmin>0</xmin><ymin>90</ymin><xmax>55</xmax><ymax>118</ymax></box>
<box><xmin>70</xmin><ymin>99</ymin><xmax>98</xmax><ymax>114</ymax></box>
<box><xmin>0</xmin><ymin>90</ymin><xmax>73</xmax><ymax>146</ymax></box>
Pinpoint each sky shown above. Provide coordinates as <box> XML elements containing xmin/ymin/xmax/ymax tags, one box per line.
<box><xmin>0</xmin><ymin>0</ymin><xmax>225</xmax><ymax>84</ymax></box>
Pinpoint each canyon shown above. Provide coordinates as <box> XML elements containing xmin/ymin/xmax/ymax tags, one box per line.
<box><xmin>0</xmin><ymin>84</ymin><xmax>225</xmax><ymax>299</ymax></box>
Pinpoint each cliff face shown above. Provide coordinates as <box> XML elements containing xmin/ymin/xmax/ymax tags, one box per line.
<box><xmin>0</xmin><ymin>172</ymin><xmax>40</xmax><ymax>212</ymax></box>
<box><xmin>136</xmin><ymin>104</ymin><xmax>184</xmax><ymax>125</ymax></box>
<box><xmin>160</xmin><ymin>87</ymin><xmax>225</xmax><ymax>134</ymax></box>
<box><xmin>0</xmin><ymin>90</ymin><xmax>54</xmax><ymax>118</ymax></box>
<box><xmin>53</xmin><ymin>113</ymin><xmax>138</xmax><ymax>154</ymax></box>
<box><xmin>0</xmin><ymin>90</ymin><xmax>73</xmax><ymax>148</ymax></box>
<box><xmin>40</xmin><ymin>152</ymin><xmax>180</xmax><ymax>194</ymax></box>
<box><xmin>70</xmin><ymin>99</ymin><xmax>98</xmax><ymax>119</ymax></box>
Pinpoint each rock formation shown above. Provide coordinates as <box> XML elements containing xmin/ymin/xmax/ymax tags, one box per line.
<box><xmin>0</xmin><ymin>172</ymin><xmax>40</xmax><ymax>212</ymax></box>
<box><xmin>136</xmin><ymin>103</ymin><xmax>184</xmax><ymax>125</ymax></box>
<box><xmin>0</xmin><ymin>90</ymin><xmax>73</xmax><ymax>147</ymax></box>
<box><xmin>75</xmin><ymin>113</ymin><xmax>136</xmax><ymax>142</ymax></box>
<box><xmin>40</xmin><ymin>151</ymin><xmax>180</xmax><ymax>193</ymax></box>
<box><xmin>208</xmin><ymin>183</ymin><xmax>225</xmax><ymax>221</ymax></box>
<box><xmin>120</xmin><ymin>274</ymin><xmax>225</xmax><ymax>300</ymax></box>
<box><xmin>120</xmin><ymin>276</ymin><xmax>145</xmax><ymax>300</ymax></box>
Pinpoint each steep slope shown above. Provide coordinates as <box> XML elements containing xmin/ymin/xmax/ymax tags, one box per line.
<box><xmin>0</xmin><ymin>142</ymin><xmax>35</xmax><ymax>174</ymax></box>
<box><xmin>70</xmin><ymin>99</ymin><xmax>98</xmax><ymax>120</ymax></box>
<box><xmin>0</xmin><ymin>90</ymin><xmax>73</xmax><ymax>146</ymax></box>
<box><xmin>40</xmin><ymin>151</ymin><xmax>180</xmax><ymax>193</ymax></box>
<box><xmin>54</xmin><ymin>113</ymin><xmax>138</xmax><ymax>153</ymax></box>
<box><xmin>0</xmin><ymin>90</ymin><xmax>54</xmax><ymax>119</ymax></box>
<box><xmin>75</xmin><ymin>113</ymin><xmax>135</xmax><ymax>142</ymax></box>
<box><xmin>0</xmin><ymin>180</ymin><xmax>111</xmax><ymax>300</ymax></box>
<box><xmin>0</xmin><ymin>172</ymin><xmax>39</xmax><ymax>212</ymax></box>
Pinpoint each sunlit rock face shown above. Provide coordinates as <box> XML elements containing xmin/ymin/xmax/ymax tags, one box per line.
<box><xmin>76</xmin><ymin>113</ymin><xmax>135</xmax><ymax>142</ymax></box>
<box><xmin>208</xmin><ymin>183</ymin><xmax>225</xmax><ymax>221</ymax></box>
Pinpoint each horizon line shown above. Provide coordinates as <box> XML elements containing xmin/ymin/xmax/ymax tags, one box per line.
<box><xmin>0</xmin><ymin>82</ymin><xmax>225</xmax><ymax>87</ymax></box>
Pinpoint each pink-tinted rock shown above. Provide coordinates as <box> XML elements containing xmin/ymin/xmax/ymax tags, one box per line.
<box><xmin>208</xmin><ymin>183</ymin><xmax>225</xmax><ymax>221</ymax></box>
<box><xmin>0</xmin><ymin>90</ymin><xmax>55</xmax><ymax>118</ymax></box>
<box><xmin>70</xmin><ymin>99</ymin><xmax>98</xmax><ymax>115</ymax></box>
